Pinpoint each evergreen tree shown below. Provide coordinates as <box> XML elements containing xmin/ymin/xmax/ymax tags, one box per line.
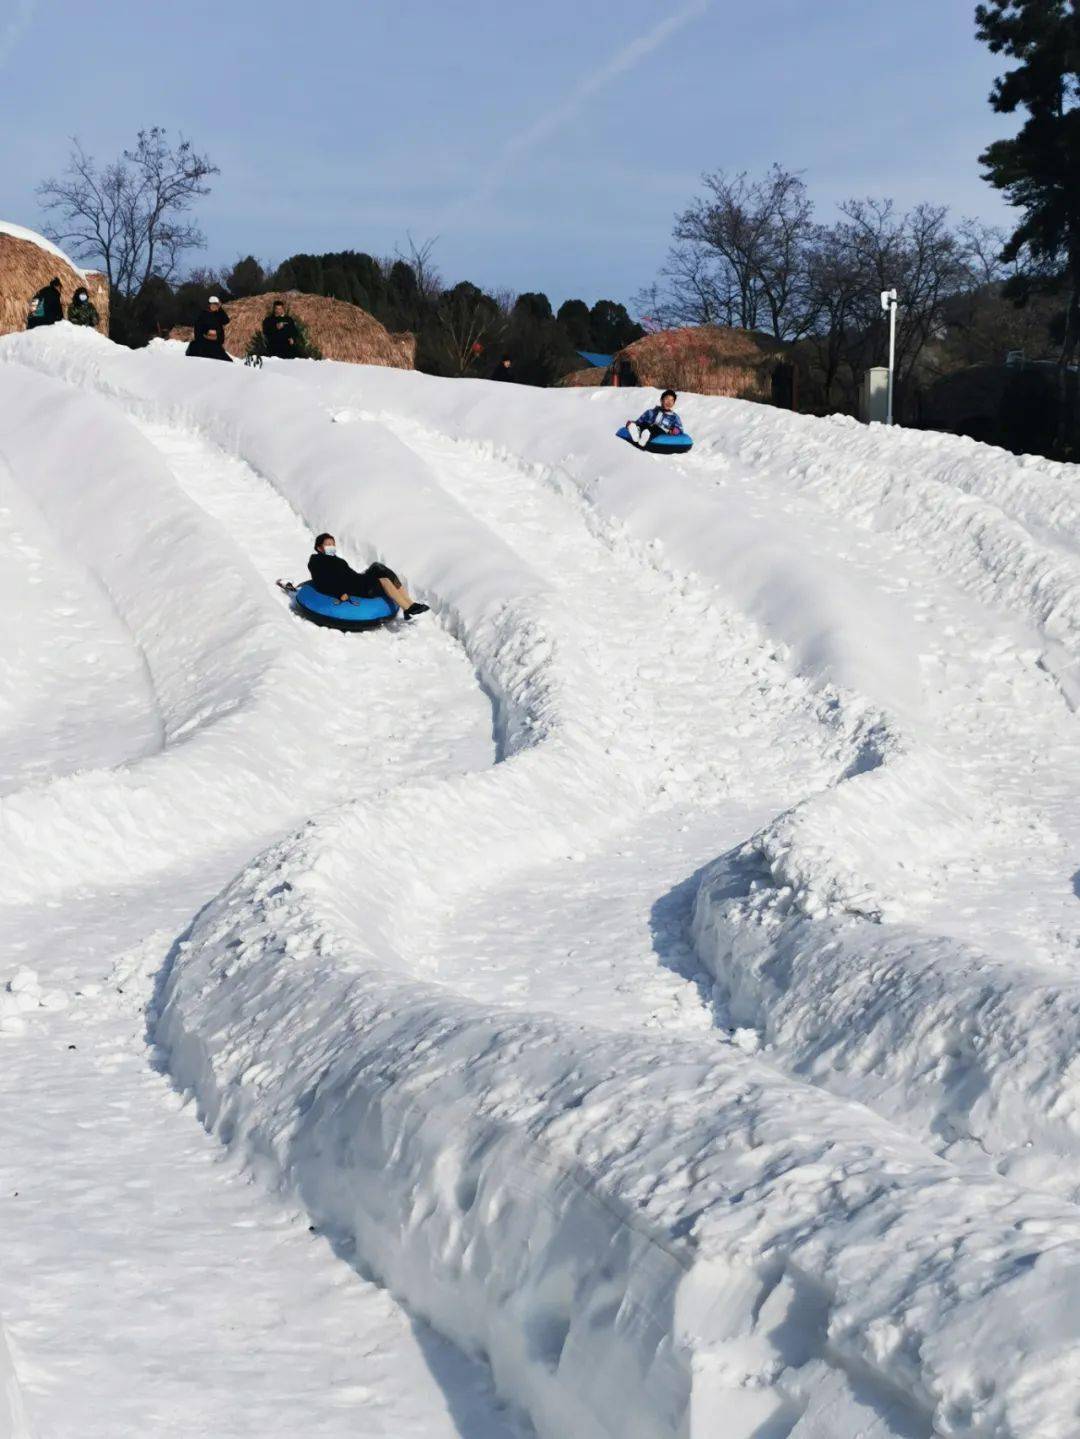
<box><xmin>505</xmin><ymin>302</ymin><xmax>580</xmax><ymax>385</ymax></box>
<box><xmin>271</xmin><ymin>253</ymin><xmax>325</xmax><ymax>294</ymax></box>
<box><xmin>976</xmin><ymin>0</ymin><xmax>1080</xmax><ymax>360</ymax></box>
<box><xmin>514</xmin><ymin>291</ymin><xmax>553</xmax><ymax>322</ymax></box>
<box><xmin>588</xmin><ymin>299</ymin><xmax>644</xmax><ymax>353</ymax></box>
<box><xmin>556</xmin><ymin>298</ymin><xmax>592</xmax><ymax>347</ymax></box>
<box><xmin>225</xmin><ymin>255</ymin><xmax>267</xmax><ymax>297</ymax></box>
<box><xmin>322</xmin><ymin>264</ymin><xmax>355</xmax><ymax>303</ymax></box>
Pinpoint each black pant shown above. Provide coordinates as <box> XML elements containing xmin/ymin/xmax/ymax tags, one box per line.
<box><xmin>186</xmin><ymin>338</ymin><xmax>233</xmax><ymax>362</ymax></box>
<box><xmin>351</xmin><ymin>562</ymin><xmax>400</xmax><ymax>598</ymax></box>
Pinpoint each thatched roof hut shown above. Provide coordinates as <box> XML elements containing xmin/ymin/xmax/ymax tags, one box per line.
<box><xmin>556</xmin><ymin>366</ymin><xmax>606</xmax><ymax>388</ymax></box>
<box><xmin>0</xmin><ymin>222</ymin><xmax>109</xmax><ymax>338</ymax></box>
<box><xmin>171</xmin><ymin>290</ymin><xmax>415</xmax><ymax>368</ymax></box>
<box><xmin>609</xmin><ymin>326</ymin><xmax>794</xmax><ymax>405</ymax></box>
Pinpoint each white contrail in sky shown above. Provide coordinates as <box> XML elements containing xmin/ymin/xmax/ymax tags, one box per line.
<box><xmin>442</xmin><ymin>0</ymin><xmax>712</xmax><ymax>224</ymax></box>
<box><xmin>0</xmin><ymin>0</ymin><xmax>36</xmax><ymax>70</ymax></box>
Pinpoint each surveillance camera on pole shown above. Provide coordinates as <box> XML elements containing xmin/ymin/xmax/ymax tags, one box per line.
<box><xmin>880</xmin><ymin>288</ymin><xmax>899</xmax><ymax>426</ymax></box>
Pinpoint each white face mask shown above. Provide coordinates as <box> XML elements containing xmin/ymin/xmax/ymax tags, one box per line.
<box><xmin>322</xmin><ymin>545</ymin><xmax>336</xmax><ymax>557</ymax></box>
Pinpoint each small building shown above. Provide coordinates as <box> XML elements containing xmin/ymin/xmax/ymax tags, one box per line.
<box><xmin>558</xmin><ymin>325</ymin><xmax>796</xmax><ymax>406</ymax></box>
<box><xmin>171</xmin><ymin>290</ymin><xmax>415</xmax><ymax>368</ymax></box>
<box><xmin>609</xmin><ymin>326</ymin><xmax>796</xmax><ymax>405</ymax></box>
<box><xmin>0</xmin><ymin>221</ymin><xmax>109</xmax><ymax>339</ymax></box>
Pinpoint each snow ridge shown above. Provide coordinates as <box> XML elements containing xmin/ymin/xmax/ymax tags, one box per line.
<box><xmin>7</xmin><ymin>329</ymin><xmax>1080</xmax><ymax>1435</ymax></box>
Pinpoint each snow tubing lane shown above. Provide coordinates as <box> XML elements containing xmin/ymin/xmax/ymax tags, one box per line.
<box><xmin>293</xmin><ymin>582</ymin><xmax>398</xmax><ymax>631</ymax></box>
<box><xmin>616</xmin><ymin>426</ymin><xmax>693</xmax><ymax>455</ymax></box>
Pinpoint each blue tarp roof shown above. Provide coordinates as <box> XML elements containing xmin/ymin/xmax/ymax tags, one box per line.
<box><xmin>577</xmin><ymin>350</ymin><xmax>614</xmax><ymax>368</ymax></box>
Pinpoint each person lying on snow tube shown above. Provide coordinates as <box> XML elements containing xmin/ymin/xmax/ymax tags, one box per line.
<box><xmin>625</xmin><ymin>389</ymin><xmax>684</xmax><ymax>448</ymax></box>
<box><xmin>309</xmin><ymin>533</ymin><xmax>430</xmax><ymax>618</ymax></box>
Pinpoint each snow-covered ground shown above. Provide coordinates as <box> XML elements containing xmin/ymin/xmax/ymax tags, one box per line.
<box><xmin>2</xmin><ymin>323</ymin><xmax>1080</xmax><ymax>1437</ymax></box>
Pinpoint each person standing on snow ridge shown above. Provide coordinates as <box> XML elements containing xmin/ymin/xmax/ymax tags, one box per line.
<box><xmin>262</xmin><ymin>299</ymin><xmax>300</xmax><ymax>358</ymax></box>
<box><xmin>186</xmin><ymin>295</ymin><xmax>232</xmax><ymax>361</ymax></box>
<box><xmin>26</xmin><ymin>276</ymin><xmax>62</xmax><ymax>329</ymax></box>
<box><xmin>626</xmin><ymin>389</ymin><xmax>684</xmax><ymax>448</ymax></box>
<box><xmin>490</xmin><ymin>355</ymin><xmax>514</xmax><ymax>381</ymax></box>
<box><xmin>67</xmin><ymin>286</ymin><xmax>99</xmax><ymax>328</ymax></box>
<box><xmin>307</xmin><ymin>533</ymin><xmax>430</xmax><ymax>619</ymax></box>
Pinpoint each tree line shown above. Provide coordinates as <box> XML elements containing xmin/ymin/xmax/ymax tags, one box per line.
<box><xmin>220</xmin><ymin>245</ymin><xmax>643</xmax><ymax>381</ymax></box>
<box><xmin>31</xmin><ymin>4</ymin><xmax>1080</xmax><ymax>415</ymax></box>
<box><xmin>637</xmin><ymin>165</ymin><xmax>1064</xmax><ymax>416</ymax></box>
<box><xmin>35</xmin><ymin>132</ymin><xmax>641</xmax><ymax>383</ymax></box>
<box><xmin>636</xmin><ymin>0</ymin><xmax>1080</xmax><ymax>420</ymax></box>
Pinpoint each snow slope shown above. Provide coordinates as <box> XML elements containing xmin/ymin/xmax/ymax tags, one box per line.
<box><xmin>2</xmin><ymin>325</ymin><xmax>1080</xmax><ymax>1436</ymax></box>
<box><xmin>0</xmin><ymin>1316</ymin><xmax>32</xmax><ymax>1439</ymax></box>
<box><xmin>289</xmin><ymin>360</ymin><xmax>1080</xmax><ymax>1188</ymax></box>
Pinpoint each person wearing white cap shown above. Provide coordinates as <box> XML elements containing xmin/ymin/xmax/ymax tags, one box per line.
<box><xmin>186</xmin><ymin>293</ymin><xmax>232</xmax><ymax>362</ymax></box>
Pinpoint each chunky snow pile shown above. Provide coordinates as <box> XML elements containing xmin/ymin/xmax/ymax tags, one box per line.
<box><xmin>4</xmin><ymin>324</ymin><xmax>1080</xmax><ymax>1437</ymax></box>
<box><xmin>0</xmin><ymin>968</ymin><xmax>68</xmax><ymax>1036</ymax></box>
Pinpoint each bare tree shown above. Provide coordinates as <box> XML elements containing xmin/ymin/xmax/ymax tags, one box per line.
<box><xmin>661</xmin><ymin>164</ymin><xmax>819</xmax><ymax>339</ymax></box>
<box><xmin>957</xmin><ymin>217</ymin><xmax>1011</xmax><ymax>288</ymax></box>
<box><xmin>635</xmin><ymin>242</ymin><xmax>741</xmax><ymax>328</ymax></box>
<box><xmin>789</xmin><ymin>199</ymin><xmax>974</xmax><ymax>412</ymax></box>
<box><xmin>644</xmin><ymin>165</ymin><xmax>1011</xmax><ymax>416</ymax></box>
<box><xmin>802</xmin><ymin>230</ymin><xmax>866</xmax><ymax>409</ymax></box>
<box><xmin>394</xmin><ymin>234</ymin><xmax>443</xmax><ymax>304</ymax></box>
<box><xmin>831</xmin><ymin>199</ymin><xmax>969</xmax><ymax>386</ymax></box>
<box><xmin>37</xmin><ymin>129</ymin><xmax>218</xmax><ymax>297</ymax></box>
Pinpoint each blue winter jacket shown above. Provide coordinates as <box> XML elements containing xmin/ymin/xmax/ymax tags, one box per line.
<box><xmin>636</xmin><ymin>404</ymin><xmax>683</xmax><ymax>434</ymax></box>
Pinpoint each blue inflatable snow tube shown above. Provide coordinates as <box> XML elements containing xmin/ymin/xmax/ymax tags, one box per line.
<box><xmin>616</xmin><ymin>426</ymin><xmax>693</xmax><ymax>456</ymax></box>
<box><xmin>294</xmin><ymin>582</ymin><xmax>398</xmax><ymax>631</ymax></box>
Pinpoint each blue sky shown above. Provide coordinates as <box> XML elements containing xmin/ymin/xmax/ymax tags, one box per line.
<box><xmin>0</xmin><ymin>0</ymin><xmax>1013</xmax><ymax>308</ymax></box>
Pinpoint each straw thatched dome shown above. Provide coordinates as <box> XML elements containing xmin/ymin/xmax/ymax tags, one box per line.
<box><xmin>0</xmin><ymin>222</ymin><xmax>109</xmax><ymax>339</ymax></box>
<box><xmin>612</xmin><ymin>325</ymin><xmax>793</xmax><ymax>402</ymax></box>
<box><xmin>171</xmin><ymin>291</ymin><xmax>415</xmax><ymax>368</ymax></box>
<box><xmin>556</xmin><ymin>365</ymin><xmax>606</xmax><ymax>388</ymax></box>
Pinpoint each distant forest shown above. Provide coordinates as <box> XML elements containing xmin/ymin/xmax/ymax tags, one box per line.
<box><xmin>111</xmin><ymin>244</ymin><xmax>644</xmax><ymax>384</ymax></box>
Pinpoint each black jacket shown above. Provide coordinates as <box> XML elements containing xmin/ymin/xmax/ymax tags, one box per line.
<box><xmin>28</xmin><ymin>284</ymin><xmax>62</xmax><ymax>327</ymax></box>
<box><xmin>187</xmin><ymin>307</ymin><xmax>233</xmax><ymax>361</ymax></box>
<box><xmin>309</xmin><ymin>551</ymin><xmax>369</xmax><ymax>598</ymax></box>
<box><xmin>490</xmin><ymin>362</ymin><xmax>514</xmax><ymax>381</ymax></box>
<box><xmin>193</xmin><ymin>307</ymin><xmax>230</xmax><ymax>344</ymax></box>
<box><xmin>262</xmin><ymin>313</ymin><xmax>299</xmax><ymax>358</ymax></box>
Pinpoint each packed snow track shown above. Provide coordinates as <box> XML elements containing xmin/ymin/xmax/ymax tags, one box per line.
<box><xmin>3</xmin><ymin>324</ymin><xmax>1080</xmax><ymax>1438</ymax></box>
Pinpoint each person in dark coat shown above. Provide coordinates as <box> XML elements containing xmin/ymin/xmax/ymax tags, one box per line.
<box><xmin>308</xmin><ymin>533</ymin><xmax>429</xmax><ymax>618</ymax></box>
<box><xmin>490</xmin><ymin>355</ymin><xmax>514</xmax><ymax>381</ymax></box>
<box><xmin>186</xmin><ymin>295</ymin><xmax>233</xmax><ymax>361</ymax></box>
<box><xmin>26</xmin><ymin>277</ymin><xmax>62</xmax><ymax>330</ymax></box>
<box><xmin>67</xmin><ymin>286</ymin><xmax>99</xmax><ymax>328</ymax></box>
<box><xmin>262</xmin><ymin>300</ymin><xmax>300</xmax><ymax>359</ymax></box>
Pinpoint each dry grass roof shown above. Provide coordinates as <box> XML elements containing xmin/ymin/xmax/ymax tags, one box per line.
<box><xmin>171</xmin><ymin>290</ymin><xmax>415</xmax><ymax>368</ymax></box>
<box><xmin>614</xmin><ymin>325</ymin><xmax>791</xmax><ymax>400</ymax></box>
<box><xmin>0</xmin><ymin>226</ymin><xmax>109</xmax><ymax>339</ymax></box>
<box><xmin>556</xmin><ymin>365</ymin><xmax>606</xmax><ymax>388</ymax></box>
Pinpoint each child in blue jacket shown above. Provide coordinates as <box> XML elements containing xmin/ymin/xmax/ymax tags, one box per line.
<box><xmin>626</xmin><ymin>389</ymin><xmax>683</xmax><ymax>447</ymax></box>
